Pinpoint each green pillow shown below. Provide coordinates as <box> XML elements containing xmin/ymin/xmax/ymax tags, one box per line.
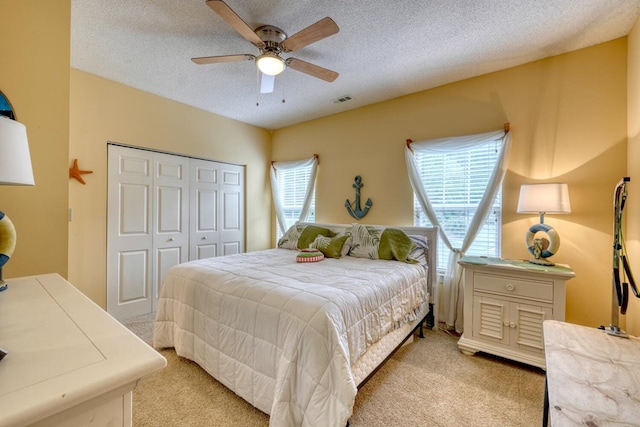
<box><xmin>310</xmin><ymin>234</ymin><xmax>350</xmax><ymax>258</ymax></box>
<box><xmin>297</xmin><ymin>225</ymin><xmax>336</xmax><ymax>249</ymax></box>
<box><xmin>378</xmin><ymin>228</ymin><xmax>418</xmax><ymax>263</ymax></box>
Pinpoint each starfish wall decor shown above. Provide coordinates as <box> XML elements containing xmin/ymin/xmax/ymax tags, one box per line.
<box><xmin>69</xmin><ymin>159</ymin><xmax>93</xmax><ymax>184</ymax></box>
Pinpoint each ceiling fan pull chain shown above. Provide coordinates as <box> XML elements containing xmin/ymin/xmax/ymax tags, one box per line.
<box><xmin>256</xmin><ymin>69</ymin><xmax>261</xmax><ymax>106</ymax></box>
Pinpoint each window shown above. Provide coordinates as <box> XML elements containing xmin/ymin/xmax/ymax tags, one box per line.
<box><xmin>275</xmin><ymin>164</ymin><xmax>316</xmax><ymax>239</ymax></box>
<box><xmin>413</xmin><ymin>141</ymin><xmax>502</xmax><ymax>270</ymax></box>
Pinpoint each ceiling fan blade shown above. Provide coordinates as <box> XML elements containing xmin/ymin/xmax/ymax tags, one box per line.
<box><xmin>192</xmin><ymin>54</ymin><xmax>255</xmax><ymax>64</ymax></box>
<box><xmin>281</xmin><ymin>17</ymin><xmax>339</xmax><ymax>52</ymax></box>
<box><xmin>286</xmin><ymin>58</ymin><xmax>338</xmax><ymax>82</ymax></box>
<box><xmin>260</xmin><ymin>73</ymin><xmax>275</xmax><ymax>94</ymax></box>
<box><xmin>206</xmin><ymin>0</ymin><xmax>264</xmax><ymax>46</ymax></box>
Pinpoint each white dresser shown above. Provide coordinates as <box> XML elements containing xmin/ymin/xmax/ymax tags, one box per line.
<box><xmin>457</xmin><ymin>257</ymin><xmax>575</xmax><ymax>369</ymax></box>
<box><xmin>0</xmin><ymin>274</ymin><xmax>166</xmax><ymax>427</ymax></box>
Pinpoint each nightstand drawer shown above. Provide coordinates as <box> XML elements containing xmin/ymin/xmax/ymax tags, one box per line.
<box><xmin>474</xmin><ymin>273</ymin><xmax>553</xmax><ymax>301</ymax></box>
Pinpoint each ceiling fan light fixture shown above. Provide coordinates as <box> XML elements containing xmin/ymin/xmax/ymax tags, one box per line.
<box><xmin>256</xmin><ymin>53</ymin><xmax>285</xmax><ymax>76</ymax></box>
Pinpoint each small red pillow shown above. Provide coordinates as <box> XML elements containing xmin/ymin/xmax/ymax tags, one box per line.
<box><xmin>296</xmin><ymin>248</ymin><xmax>324</xmax><ymax>263</ymax></box>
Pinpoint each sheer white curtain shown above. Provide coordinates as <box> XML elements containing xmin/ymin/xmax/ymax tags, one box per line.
<box><xmin>270</xmin><ymin>155</ymin><xmax>319</xmax><ymax>235</ymax></box>
<box><xmin>405</xmin><ymin>129</ymin><xmax>512</xmax><ymax>332</ymax></box>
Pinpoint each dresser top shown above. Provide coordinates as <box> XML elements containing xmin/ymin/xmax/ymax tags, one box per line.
<box><xmin>459</xmin><ymin>256</ymin><xmax>575</xmax><ymax>278</ymax></box>
<box><xmin>0</xmin><ymin>273</ymin><xmax>166</xmax><ymax>426</ymax></box>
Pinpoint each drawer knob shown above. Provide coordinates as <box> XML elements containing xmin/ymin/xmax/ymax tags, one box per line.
<box><xmin>506</xmin><ymin>284</ymin><xmax>515</xmax><ymax>291</ymax></box>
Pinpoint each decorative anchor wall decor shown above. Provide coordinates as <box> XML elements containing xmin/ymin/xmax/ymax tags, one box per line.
<box><xmin>345</xmin><ymin>175</ymin><xmax>372</xmax><ymax>219</ymax></box>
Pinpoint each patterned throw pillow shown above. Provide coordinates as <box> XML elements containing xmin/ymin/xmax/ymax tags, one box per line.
<box><xmin>348</xmin><ymin>224</ymin><xmax>383</xmax><ymax>259</ymax></box>
<box><xmin>277</xmin><ymin>223</ymin><xmax>307</xmax><ymax>250</ymax></box>
<box><xmin>348</xmin><ymin>224</ymin><xmax>417</xmax><ymax>263</ymax></box>
<box><xmin>296</xmin><ymin>225</ymin><xmax>336</xmax><ymax>249</ymax></box>
<box><xmin>310</xmin><ymin>233</ymin><xmax>350</xmax><ymax>258</ymax></box>
<box><xmin>408</xmin><ymin>234</ymin><xmax>429</xmax><ymax>266</ymax></box>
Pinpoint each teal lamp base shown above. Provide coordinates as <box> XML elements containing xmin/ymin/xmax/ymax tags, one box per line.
<box><xmin>525</xmin><ymin>223</ymin><xmax>560</xmax><ymax>266</ymax></box>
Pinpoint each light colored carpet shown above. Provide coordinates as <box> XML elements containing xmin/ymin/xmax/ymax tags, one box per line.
<box><xmin>123</xmin><ymin>313</ymin><xmax>545</xmax><ymax>426</ymax></box>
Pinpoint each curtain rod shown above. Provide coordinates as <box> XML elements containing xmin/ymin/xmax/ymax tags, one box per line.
<box><xmin>407</xmin><ymin>123</ymin><xmax>510</xmax><ymax>149</ymax></box>
<box><xmin>271</xmin><ymin>153</ymin><xmax>319</xmax><ymax>166</ymax></box>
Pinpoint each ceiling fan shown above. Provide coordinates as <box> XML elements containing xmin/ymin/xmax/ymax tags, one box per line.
<box><xmin>192</xmin><ymin>0</ymin><xmax>339</xmax><ymax>94</ymax></box>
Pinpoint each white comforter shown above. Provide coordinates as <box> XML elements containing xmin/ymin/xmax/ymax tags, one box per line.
<box><xmin>153</xmin><ymin>248</ymin><xmax>428</xmax><ymax>427</ymax></box>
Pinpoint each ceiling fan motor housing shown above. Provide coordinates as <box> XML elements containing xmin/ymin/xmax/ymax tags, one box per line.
<box><xmin>255</xmin><ymin>25</ymin><xmax>287</xmax><ymax>54</ymax></box>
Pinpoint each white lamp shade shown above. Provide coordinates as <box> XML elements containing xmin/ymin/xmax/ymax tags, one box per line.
<box><xmin>517</xmin><ymin>183</ymin><xmax>571</xmax><ymax>214</ymax></box>
<box><xmin>0</xmin><ymin>116</ymin><xmax>34</xmax><ymax>186</ymax></box>
<box><xmin>256</xmin><ymin>53</ymin><xmax>286</xmax><ymax>76</ymax></box>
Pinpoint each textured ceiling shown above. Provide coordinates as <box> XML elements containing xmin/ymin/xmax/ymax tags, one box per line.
<box><xmin>71</xmin><ymin>0</ymin><xmax>640</xmax><ymax>130</ymax></box>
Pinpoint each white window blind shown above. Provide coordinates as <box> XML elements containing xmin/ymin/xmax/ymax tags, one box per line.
<box><xmin>276</xmin><ymin>165</ymin><xmax>316</xmax><ymax>239</ymax></box>
<box><xmin>414</xmin><ymin>140</ymin><xmax>502</xmax><ymax>269</ymax></box>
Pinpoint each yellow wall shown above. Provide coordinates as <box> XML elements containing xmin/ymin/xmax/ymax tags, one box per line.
<box><xmin>69</xmin><ymin>70</ymin><xmax>272</xmax><ymax>306</ymax></box>
<box><xmin>626</xmin><ymin>20</ymin><xmax>640</xmax><ymax>335</ymax></box>
<box><xmin>273</xmin><ymin>39</ymin><xmax>628</xmax><ymax>331</ymax></box>
<box><xmin>0</xmin><ymin>0</ymin><xmax>70</xmax><ymax>279</ymax></box>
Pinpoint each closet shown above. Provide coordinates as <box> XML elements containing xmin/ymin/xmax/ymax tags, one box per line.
<box><xmin>107</xmin><ymin>144</ymin><xmax>244</xmax><ymax>320</ymax></box>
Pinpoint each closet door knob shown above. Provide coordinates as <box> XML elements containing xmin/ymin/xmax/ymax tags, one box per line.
<box><xmin>202</xmin><ymin>236</ymin><xmax>207</xmax><ymax>240</ymax></box>
<box><xmin>168</xmin><ymin>237</ymin><xmax>174</xmax><ymax>242</ymax></box>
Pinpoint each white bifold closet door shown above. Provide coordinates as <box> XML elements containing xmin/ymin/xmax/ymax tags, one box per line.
<box><xmin>107</xmin><ymin>145</ymin><xmax>244</xmax><ymax>320</ymax></box>
<box><xmin>190</xmin><ymin>158</ymin><xmax>244</xmax><ymax>259</ymax></box>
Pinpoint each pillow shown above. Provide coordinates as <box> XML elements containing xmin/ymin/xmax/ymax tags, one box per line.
<box><xmin>408</xmin><ymin>234</ymin><xmax>429</xmax><ymax>266</ymax></box>
<box><xmin>297</xmin><ymin>225</ymin><xmax>336</xmax><ymax>249</ymax></box>
<box><xmin>349</xmin><ymin>224</ymin><xmax>417</xmax><ymax>263</ymax></box>
<box><xmin>296</xmin><ymin>248</ymin><xmax>324</xmax><ymax>263</ymax></box>
<box><xmin>341</xmin><ymin>235</ymin><xmax>353</xmax><ymax>257</ymax></box>
<box><xmin>378</xmin><ymin>228</ymin><xmax>418</xmax><ymax>263</ymax></box>
<box><xmin>277</xmin><ymin>223</ymin><xmax>306</xmax><ymax>250</ymax></box>
<box><xmin>348</xmin><ymin>223</ymin><xmax>382</xmax><ymax>259</ymax></box>
<box><xmin>310</xmin><ymin>233</ymin><xmax>350</xmax><ymax>258</ymax></box>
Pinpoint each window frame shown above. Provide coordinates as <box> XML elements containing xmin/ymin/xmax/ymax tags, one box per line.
<box><xmin>274</xmin><ymin>163</ymin><xmax>316</xmax><ymax>240</ymax></box>
<box><xmin>412</xmin><ymin>140</ymin><xmax>503</xmax><ymax>270</ymax></box>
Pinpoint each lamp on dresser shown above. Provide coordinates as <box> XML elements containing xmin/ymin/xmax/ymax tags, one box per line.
<box><xmin>0</xmin><ymin>114</ymin><xmax>35</xmax><ymax>291</ymax></box>
<box><xmin>517</xmin><ymin>182</ymin><xmax>571</xmax><ymax>266</ymax></box>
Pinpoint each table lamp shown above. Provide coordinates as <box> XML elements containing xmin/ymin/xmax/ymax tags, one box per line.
<box><xmin>517</xmin><ymin>183</ymin><xmax>571</xmax><ymax>266</ymax></box>
<box><xmin>0</xmin><ymin>115</ymin><xmax>35</xmax><ymax>291</ymax></box>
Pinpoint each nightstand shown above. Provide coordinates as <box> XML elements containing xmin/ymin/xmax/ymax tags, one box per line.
<box><xmin>457</xmin><ymin>257</ymin><xmax>575</xmax><ymax>369</ymax></box>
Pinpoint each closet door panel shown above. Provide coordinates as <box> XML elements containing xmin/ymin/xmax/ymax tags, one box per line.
<box><xmin>153</xmin><ymin>153</ymin><xmax>190</xmax><ymax>311</ymax></box>
<box><xmin>219</xmin><ymin>164</ymin><xmax>245</xmax><ymax>256</ymax></box>
<box><xmin>107</xmin><ymin>146</ymin><xmax>154</xmax><ymax>320</ymax></box>
<box><xmin>190</xmin><ymin>159</ymin><xmax>220</xmax><ymax>260</ymax></box>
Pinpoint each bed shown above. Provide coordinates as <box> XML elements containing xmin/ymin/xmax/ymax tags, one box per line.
<box><xmin>153</xmin><ymin>222</ymin><xmax>438</xmax><ymax>427</ymax></box>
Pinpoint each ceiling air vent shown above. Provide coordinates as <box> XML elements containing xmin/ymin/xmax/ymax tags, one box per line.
<box><xmin>333</xmin><ymin>95</ymin><xmax>353</xmax><ymax>104</ymax></box>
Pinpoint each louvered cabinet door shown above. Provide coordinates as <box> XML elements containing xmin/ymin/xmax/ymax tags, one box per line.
<box><xmin>511</xmin><ymin>303</ymin><xmax>552</xmax><ymax>354</ymax></box>
<box><xmin>472</xmin><ymin>295</ymin><xmax>509</xmax><ymax>345</ymax></box>
<box><xmin>457</xmin><ymin>257</ymin><xmax>574</xmax><ymax>369</ymax></box>
<box><xmin>471</xmin><ymin>296</ymin><xmax>552</xmax><ymax>354</ymax></box>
